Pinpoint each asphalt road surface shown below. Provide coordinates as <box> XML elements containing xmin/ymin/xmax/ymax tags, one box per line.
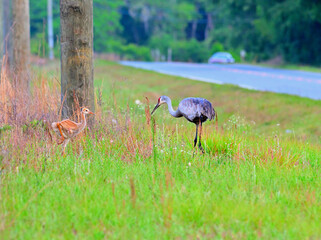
<box><xmin>120</xmin><ymin>61</ymin><xmax>321</xmax><ymax>100</ymax></box>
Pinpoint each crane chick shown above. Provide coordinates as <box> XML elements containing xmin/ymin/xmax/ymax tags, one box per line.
<box><xmin>151</xmin><ymin>96</ymin><xmax>216</xmax><ymax>153</ymax></box>
<box><xmin>52</xmin><ymin>107</ymin><xmax>94</xmax><ymax>155</ymax></box>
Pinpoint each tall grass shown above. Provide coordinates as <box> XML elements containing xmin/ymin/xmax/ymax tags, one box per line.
<box><xmin>1</xmin><ymin>60</ymin><xmax>321</xmax><ymax>239</ymax></box>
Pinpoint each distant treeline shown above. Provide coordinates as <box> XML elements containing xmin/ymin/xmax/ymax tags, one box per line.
<box><xmin>30</xmin><ymin>0</ymin><xmax>321</xmax><ymax>65</ymax></box>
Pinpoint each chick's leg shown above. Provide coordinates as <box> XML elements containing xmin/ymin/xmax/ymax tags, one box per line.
<box><xmin>57</xmin><ymin>123</ymin><xmax>65</xmax><ymax>145</ymax></box>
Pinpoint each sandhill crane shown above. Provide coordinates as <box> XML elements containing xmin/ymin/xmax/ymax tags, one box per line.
<box><xmin>52</xmin><ymin>107</ymin><xmax>94</xmax><ymax>155</ymax></box>
<box><xmin>151</xmin><ymin>96</ymin><xmax>216</xmax><ymax>153</ymax></box>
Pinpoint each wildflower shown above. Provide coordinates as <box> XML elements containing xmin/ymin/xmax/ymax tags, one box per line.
<box><xmin>135</xmin><ymin>99</ymin><xmax>142</xmax><ymax>105</ymax></box>
<box><xmin>188</xmin><ymin>162</ymin><xmax>191</xmax><ymax>167</ymax></box>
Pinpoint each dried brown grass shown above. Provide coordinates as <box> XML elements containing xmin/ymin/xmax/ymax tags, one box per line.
<box><xmin>0</xmin><ymin>56</ymin><xmax>59</xmax><ymax>125</ymax></box>
<box><xmin>0</xmin><ymin>56</ymin><xmax>60</xmax><ymax>169</ymax></box>
<box><xmin>0</xmin><ymin>58</ymin><xmax>155</xmax><ymax>169</ymax></box>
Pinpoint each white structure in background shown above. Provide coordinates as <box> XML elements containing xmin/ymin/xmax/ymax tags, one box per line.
<box><xmin>240</xmin><ymin>49</ymin><xmax>246</xmax><ymax>61</ymax></box>
<box><xmin>47</xmin><ymin>0</ymin><xmax>54</xmax><ymax>60</ymax></box>
<box><xmin>151</xmin><ymin>48</ymin><xmax>161</xmax><ymax>61</ymax></box>
<box><xmin>167</xmin><ymin>48</ymin><xmax>172</xmax><ymax>62</ymax></box>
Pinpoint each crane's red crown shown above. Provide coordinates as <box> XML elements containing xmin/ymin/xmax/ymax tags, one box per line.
<box><xmin>158</xmin><ymin>97</ymin><xmax>161</xmax><ymax>103</ymax></box>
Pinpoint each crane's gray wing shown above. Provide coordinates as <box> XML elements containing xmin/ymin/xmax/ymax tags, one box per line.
<box><xmin>201</xmin><ymin>99</ymin><xmax>216</xmax><ymax>121</ymax></box>
<box><xmin>179</xmin><ymin>98</ymin><xmax>216</xmax><ymax>121</ymax></box>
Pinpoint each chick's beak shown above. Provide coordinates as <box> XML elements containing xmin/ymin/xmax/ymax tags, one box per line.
<box><xmin>88</xmin><ymin>111</ymin><xmax>94</xmax><ymax>115</ymax></box>
<box><xmin>151</xmin><ymin>103</ymin><xmax>160</xmax><ymax>115</ymax></box>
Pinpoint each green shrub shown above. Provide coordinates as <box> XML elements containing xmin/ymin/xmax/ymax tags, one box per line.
<box><xmin>229</xmin><ymin>49</ymin><xmax>241</xmax><ymax>63</ymax></box>
<box><xmin>148</xmin><ymin>34</ymin><xmax>173</xmax><ymax>54</ymax></box>
<box><xmin>171</xmin><ymin>40</ymin><xmax>208</xmax><ymax>62</ymax></box>
<box><xmin>95</xmin><ymin>39</ymin><xmax>151</xmax><ymax>61</ymax></box>
<box><xmin>210</xmin><ymin>42</ymin><xmax>224</xmax><ymax>55</ymax></box>
<box><xmin>120</xmin><ymin>44</ymin><xmax>151</xmax><ymax>61</ymax></box>
<box><xmin>95</xmin><ymin>39</ymin><xmax>124</xmax><ymax>54</ymax></box>
<box><xmin>30</xmin><ymin>33</ymin><xmax>47</xmax><ymax>58</ymax></box>
<box><xmin>31</xmin><ymin>33</ymin><xmax>60</xmax><ymax>59</ymax></box>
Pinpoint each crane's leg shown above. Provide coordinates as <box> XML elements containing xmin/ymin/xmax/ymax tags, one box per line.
<box><xmin>198</xmin><ymin>120</ymin><xmax>205</xmax><ymax>154</ymax></box>
<box><xmin>193</xmin><ymin>123</ymin><xmax>199</xmax><ymax>157</ymax></box>
<box><xmin>62</xmin><ymin>139</ymin><xmax>70</xmax><ymax>156</ymax></box>
<box><xmin>194</xmin><ymin>123</ymin><xmax>199</xmax><ymax>148</ymax></box>
<box><xmin>57</xmin><ymin>123</ymin><xmax>65</xmax><ymax>145</ymax></box>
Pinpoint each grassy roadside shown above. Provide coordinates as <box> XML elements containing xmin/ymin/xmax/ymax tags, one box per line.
<box><xmin>251</xmin><ymin>62</ymin><xmax>321</xmax><ymax>73</ymax></box>
<box><xmin>1</xmin><ymin>60</ymin><xmax>321</xmax><ymax>239</ymax></box>
<box><xmin>275</xmin><ymin>64</ymin><xmax>321</xmax><ymax>73</ymax></box>
<box><xmin>94</xmin><ymin>60</ymin><xmax>321</xmax><ymax>142</ymax></box>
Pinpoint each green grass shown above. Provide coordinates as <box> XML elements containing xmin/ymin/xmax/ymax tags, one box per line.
<box><xmin>277</xmin><ymin>64</ymin><xmax>321</xmax><ymax>73</ymax></box>
<box><xmin>254</xmin><ymin>62</ymin><xmax>321</xmax><ymax>73</ymax></box>
<box><xmin>1</xmin><ymin>60</ymin><xmax>321</xmax><ymax>239</ymax></box>
<box><xmin>93</xmin><ymin>60</ymin><xmax>321</xmax><ymax>142</ymax></box>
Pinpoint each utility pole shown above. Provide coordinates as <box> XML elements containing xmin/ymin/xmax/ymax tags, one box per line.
<box><xmin>47</xmin><ymin>0</ymin><xmax>54</xmax><ymax>60</ymax></box>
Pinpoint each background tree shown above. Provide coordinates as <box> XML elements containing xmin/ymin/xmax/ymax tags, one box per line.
<box><xmin>0</xmin><ymin>0</ymin><xmax>3</xmax><ymax>55</ymax></box>
<box><xmin>28</xmin><ymin>0</ymin><xmax>321</xmax><ymax>65</ymax></box>
<box><xmin>0</xmin><ymin>0</ymin><xmax>3</xmax><ymax>72</ymax></box>
<box><xmin>29</xmin><ymin>0</ymin><xmax>60</xmax><ymax>58</ymax></box>
<box><xmin>60</xmin><ymin>0</ymin><xmax>95</xmax><ymax>120</ymax></box>
<box><xmin>3</xmin><ymin>0</ymin><xmax>13</xmax><ymax>65</ymax></box>
<box><xmin>93</xmin><ymin>0</ymin><xmax>123</xmax><ymax>53</ymax></box>
<box><xmin>12</xmin><ymin>0</ymin><xmax>30</xmax><ymax>89</ymax></box>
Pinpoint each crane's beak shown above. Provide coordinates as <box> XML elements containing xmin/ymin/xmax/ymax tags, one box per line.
<box><xmin>151</xmin><ymin>103</ymin><xmax>160</xmax><ymax>115</ymax></box>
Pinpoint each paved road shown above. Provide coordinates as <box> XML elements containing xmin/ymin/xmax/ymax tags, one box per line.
<box><xmin>120</xmin><ymin>61</ymin><xmax>321</xmax><ymax>100</ymax></box>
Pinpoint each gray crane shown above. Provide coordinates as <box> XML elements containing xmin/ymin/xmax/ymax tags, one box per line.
<box><xmin>151</xmin><ymin>96</ymin><xmax>216</xmax><ymax>153</ymax></box>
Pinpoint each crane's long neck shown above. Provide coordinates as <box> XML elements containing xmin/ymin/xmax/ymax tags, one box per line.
<box><xmin>80</xmin><ymin>112</ymin><xmax>87</xmax><ymax>127</ymax></box>
<box><xmin>165</xmin><ymin>97</ymin><xmax>182</xmax><ymax>118</ymax></box>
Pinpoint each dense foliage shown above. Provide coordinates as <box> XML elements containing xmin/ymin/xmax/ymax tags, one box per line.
<box><xmin>30</xmin><ymin>0</ymin><xmax>321</xmax><ymax>65</ymax></box>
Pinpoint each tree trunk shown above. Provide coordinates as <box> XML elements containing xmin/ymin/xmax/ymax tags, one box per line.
<box><xmin>141</xmin><ymin>6</ymin><xmax>149</xmax><ymax>35</ymax></box>
<box><xmin>3</xmin><ymin>0</ymin><xmax>13</xmax><ymax>66</ymax></box>
<box><xmin>191</xmin><ymin>20</ymin><xmax>197</xmax><ymax>39</ymax></box>
<box><xmin>12</xmin><ymin>0</ymin><xmax>30</xmax><ymax>89</ymax></box>
<box><xmin>0</xmin><ymin>0</ymin><xmax>3</xmax><ymax>55</ymax></box>
<box><xmin>60</xmin><ymin>0</ymin><xmax>94</xmax><ymax>122</ymax></box>
<box><xmin>204</xmin><ymin>13</ymin><xmax>213</xmax><ymax>40</ymax></box>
